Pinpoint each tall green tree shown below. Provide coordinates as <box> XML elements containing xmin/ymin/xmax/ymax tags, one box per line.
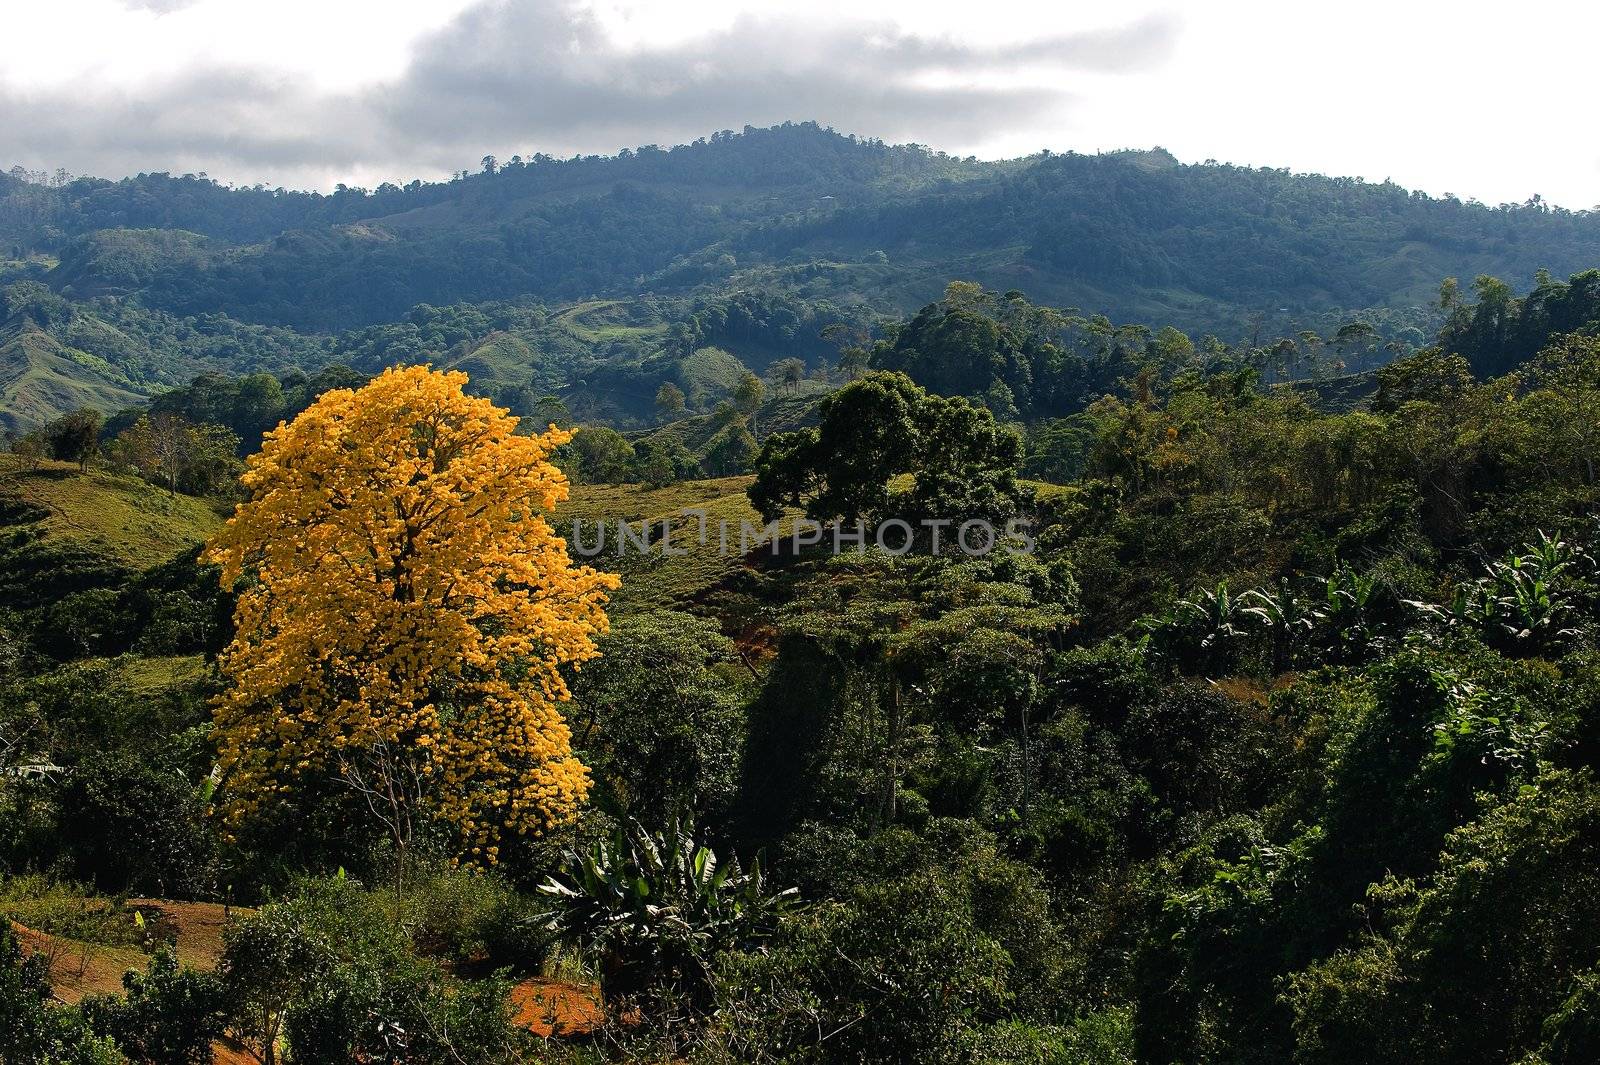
<box><xmin>748</xmin><ymin>371</ymin><xmax>1025</xmax><ymax>532</ymax></box>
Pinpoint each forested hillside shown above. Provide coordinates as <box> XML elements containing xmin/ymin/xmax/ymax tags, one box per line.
<box><xmin>9</xmin><ymin>315</ymin><xmax>1600</xmax><ymax>1063</ymax></box>
<box><xmin>12</xmin><ymin>0</ymin><xmax>1600</xmax><ymax>1042</ymax></box>
<box><xmin>11</xmin><ymin>117</ymin><xmax>1600</xmax><ymax>1065</ymax></box>
<box><xmin>7</xmin><ymin>123</ymin><xmax>1599</xmax><ymax>337</ymax></box>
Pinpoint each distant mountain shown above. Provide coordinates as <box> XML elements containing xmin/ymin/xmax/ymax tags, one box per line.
<box><xmin>6</xmin><ymin>123</ymin><xmax>1600</xmax><ymax>434</ymax></box>
<box><xmin>6</xmin><ymin>123</ymin><xmax>1598</xmax><ymax>338</ymax></box>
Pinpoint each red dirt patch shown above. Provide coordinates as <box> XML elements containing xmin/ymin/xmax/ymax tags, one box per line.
<box><xmin>15</xmin><ymin>905</ymin><xmax>605</xmax><ymax>1059</ymax></box>
<box><xmin>208</xmin><ymin>1037</ymin><xmax>260</xmax><ymax>1065</ymax></box>
<box><xmin>12</xmin><ymin>903</ymin><xmax>261</xmax><ymax>1065</ymax></box>
<box><xmin>127</xmin><ymin>898</ymin><xmax>251</xmax><ymax>971</ymax></box>
<box><xmin>10</xmin><ymin>919</ymin><xmax>148</xmax><ymax>1003</ymax></box>
<box><xmin>509</xmin><ymin>976</ymin><xmax>606</xmax><ymax>1037</ymax></box>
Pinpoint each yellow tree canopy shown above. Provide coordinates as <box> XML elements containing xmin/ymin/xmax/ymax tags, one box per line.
<box><xmin>205</xmin><ymin>364</ymin><xmax>618</xmax><ymax>861</ymax></box>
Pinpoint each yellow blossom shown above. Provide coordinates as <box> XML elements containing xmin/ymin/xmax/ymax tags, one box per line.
<box><xmin>204</xmin><ymin>364</ymin><xmax>619</xmax><ymax>861</ymax></box>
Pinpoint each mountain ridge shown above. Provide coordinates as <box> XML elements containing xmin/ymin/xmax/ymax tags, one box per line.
<box><xmin>8</xmin><ymin>124</ymin><xmax>1596</xmax><ymax>335</ymax></box>
<box><xmin>5</xmin><ymin>123</ymin><xmax>1600</xmax><ymax>432</ymax></box>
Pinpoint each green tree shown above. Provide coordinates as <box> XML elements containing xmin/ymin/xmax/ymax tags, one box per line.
<box><xmin>702</xmin><ymin>419</ymin><xmax>759</xmax><ymax>476</ymax></box>
<box><xmin>1524</xmin><ymin>334</ymin><xmax>1600</xmax><ymax>484</ymax></box>
<box><xmin>749</xmin><ymin>371</ymin><xmax>1024</xmax><ymax>533</ymax></box>
<box><xmin>717</xmin><ymin>869</ymin><xmax>1007</xmax><ymax>1065</ymax></box>
<box><xmin>6</xmin><ymin>429</ymin><xmax>47</xmax><ymax>470</ymax></box>
<box><xmin>568</xmin><ymin>425</ymin><xmax>635</xmax><ymax>483</ymax></box>
<box><xmin>839</xmin><ymin>345</ymin><xmax>872</xmax><ymax>381</ymax></box>
<box><xmin>571</xmin><ymin>610</ymin><xmax>746</xmax><ymax>826</ymax></box>
<box><xmin>43</xmin><ymin>407</ymin><xmax>102</xmax><ymax>472</ymax></box>
<box><xmin>732</xmin><ymin>370</ymin><xmax>765</xmax><ymax>439</ymax></box>
<box><xmin>656</xmin><ymin>381</ymin><xmax>687</xmax><ymax>423</ymax></box>
<box><xmin>111</xmin><ymin>414</ymin><xmax>240</xmax><ymax>496</ymax></box>
<box><xmin>769</xmin><ymin>357</ymin><xmax>807</xmax><ymax>394</ymax></box>
<box><xmin>532</xmin><ymin>393</ymin><xmax>571</xmax><ymax>428</ymax></box>
<box><xmin>81</xmin><ymin>950</ymin><xmax>228</xmax><ymax>1065</ymax></box>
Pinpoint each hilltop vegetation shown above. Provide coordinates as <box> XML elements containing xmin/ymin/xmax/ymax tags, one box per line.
<box><xmin>7</xmin><ymin>123</ymin><xmax>1600</xmax><ymax>435</ymax></box>
<box><xmin>7</xmin><ymin>123</ymin><xmax>1600</xmax><ymax>339</ymax></box>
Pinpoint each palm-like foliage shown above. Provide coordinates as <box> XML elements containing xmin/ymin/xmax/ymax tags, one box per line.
<box><xmin>1409</xmin><ymin>532</ymin><xmax>1592</xmax><ymax>654</ymax></box>
<box><xmin>539</xmin><ymin>820</ymin><xmax>798</xmax><ymax>1010</ymax></box>
<box><xmin>1176</xmin><ymin>582</ymin><xmax>1248</xmax><ymax>648</ymax></box>
<box><xmin>1317</xmin><ymin>568</ymin><xmax>1391</xmax><ymax>663</ymax></box>
<box><xmin>1155</xmin><ymin>581</ymin><xmax>1256</xmax><ymax>673</ymax></box>
<box><xmin>1241</xmin><ymin>578</ymin><xmax>1326</xmax><ymax>672</ymax></box>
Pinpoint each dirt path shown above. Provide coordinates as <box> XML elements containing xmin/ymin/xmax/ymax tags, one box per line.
<box><xmin>10</xmin><ymin>920</ymin><xmax>148</xmax><ymax>1003</ymax></box>
<box><xmin>126</xmin><ymin>897</ymin><xmax>245</xmax><ymax>970</ymax></box>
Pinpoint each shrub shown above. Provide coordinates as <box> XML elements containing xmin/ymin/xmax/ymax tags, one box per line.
<box><xmin>221</xmin><ymin>874</ymin><xmax>527</xmax><ymax>1065</ymax></box>
<box><xmin>55</xmin><ymin>752</ymin><xmax>215</xmax><ymax>896</ymax></box>
<box><xmin>713</xmin><ymin>870</ymin><xmax>1009</xmax><ymax>1065</ymax></box>
<box><xmin>0</xmin><ymin>875</ymin><xmax>144</xmax><ymax>947</ymax></box>
<box><xmin>540</xmin><ymin>820</ymin><xmax>798</xmax><ymax>1013</ymax></box>
<box><xmin>81</xmin><ymin>949</ymin><xmax>228</xmax><ymax>1065</ymax></box>
<box><xmin>392</xmin><ymin>862</ymin><xmax>518</xmax><ymax>963</ymax></box>
<box><xmin>0</xmin><ymin>920</ymin><xmax>120</xmax><ymax>1065</ymax></box>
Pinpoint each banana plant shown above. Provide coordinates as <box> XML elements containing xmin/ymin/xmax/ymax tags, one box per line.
<box><xmin>1317</xmin><ymin>568</ymin><xmax>1389</xmax><ymax>663</ymax></box>
<box><xmin>1179</xmin><ymin>581</ymin><xmax>1251</xmax><ymax>645</ymax></box>
<box><xmin>1164</xmin><ymin>581</ymin><xmax>1256</xmax><ymax>673</ymax></box>
<box><xmin>1407</xmin><ymin>531</ymin><xmax>1590</xmax><ymax>654</ymax></box>
<box><xmin>1406</xmin><ymin>581</ymin><xmax>1499</xmax><ymax>633</ymax></box>
<box><xmin>1491</xmin><ymin>565</ymin><xmax>1580</xmax><ymax>650</ymax></box>
<box><xmin>1240</xmin><ymin>578</ymin><xmax>1325</xmax><ymax>673</ymax></box>
<box><xmin>1517</xmin><ymin>530</ymin><xmax>1589</xmax><ymax>582</ymax></box>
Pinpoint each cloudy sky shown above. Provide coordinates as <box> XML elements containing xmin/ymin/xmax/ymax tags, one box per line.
<box><xmin>2</xmin><ymin>0</ymin><xmax>1596</xmax><ymax>208</ymax></box>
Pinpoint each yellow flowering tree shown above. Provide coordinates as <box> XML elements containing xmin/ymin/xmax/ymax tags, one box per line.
<box><xmin>205</xmin><ymin>365</ymin><xmax>617</xmax><ymax>873</ymax></box>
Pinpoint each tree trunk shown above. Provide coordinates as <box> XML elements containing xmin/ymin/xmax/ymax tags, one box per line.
<box><xmin>885</xmin><ymin>674</ymin><xmax>901</xmax><ymax>824</ymax></box>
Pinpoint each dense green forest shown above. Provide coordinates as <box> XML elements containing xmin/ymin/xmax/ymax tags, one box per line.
<box><xmin>7</xmin><ymin>122</ymin><xmax>1600</xmax><ymax>1065</ymax></box>
<box><xmin>8</xmin><ymin>123</ymin><xmax>1600</xmax><ymax>441</ymax></box>
<box><xmin>8</xmin><ymin>123</ymin><xmax>1600</xmax><ymax>335</ymax></box>
<box><xmin>6</xmin><ymin>243</ymin><xmax>1600</xmax><ymax>1062</ymax></box>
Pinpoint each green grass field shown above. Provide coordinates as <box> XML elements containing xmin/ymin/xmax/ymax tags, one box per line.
<box><xmin>553</xmin><ymin>300</ymin><xmax>670</xmax><ymax>343</ymax></box>
<box><xmin>558</xmin><ymin>473</ymin><xmax>1070</xmax><ymax>613</ymax></box>
<box><xmin>0</xmin><ymin>457</ymin><xmax>224</xmax><ymax>569</ymax></box>
<box><xmin>560</xmin><ymin>475</ymin><xmax>789</xmax><ymax>611</ymax></box>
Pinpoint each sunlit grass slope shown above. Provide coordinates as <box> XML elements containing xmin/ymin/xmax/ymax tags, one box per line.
<box><xmin>0</xmin><ymin>457</ymin><xmax>223</xmax><ymax>568</ymax></box>
<box><xmin>0</xmin><ymin>457</ymin><xmax>224</xmax><ymax>608</ymax></box>
<box><xmin>559</xmin><ymin>475</ymin><xmax>780</xmax><ymax>611</ymax></box>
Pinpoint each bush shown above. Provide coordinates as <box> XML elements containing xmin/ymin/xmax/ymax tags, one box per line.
<box><xmin>964</xmin><ymin>1010</ymin><xmax>1136</xmax><ymax>1065</ymax></box>
<box><xmin>392</xmin><ymin>862</ymin><xmax>519</xmax><ymax>964</ymax></box>
<box><xmin>284</xmin><ymin>951</ymin><xmax>524</xmax><ymax>1065</ymax></box>
<box><xmin>714</xmin><ymin>870</ymin><xmax>1009</xmax><ymax>1065</ymax></box>
<box><xmin>81</xmin><ymin>949</ymin><xmax>228</xmax><ymax>1065</ymax></box>
<box><xmin>221</xmin><ymin>874</ymin><xmax>527</xmax><ymax>1065</ymax></box>
<box><xmin>0</xmin><ymin>920</ymin><xmax>120</xmax><ymax>1065</ymax></box>
<box><xmin>0</xmin><ymin>875</ymin><xmax>145</xmax><ymax>947</ymax></box>
<box><xmin>55</xmin><ymin>752</ymin><xmax>215</xmax><ymax>896</ymax></box>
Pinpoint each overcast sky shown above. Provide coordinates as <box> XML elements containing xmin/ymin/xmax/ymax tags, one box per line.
<box><xmin>2</xmin><ymin>0</ymin><xmax>1596</xmax><ymax>208</ymax></box>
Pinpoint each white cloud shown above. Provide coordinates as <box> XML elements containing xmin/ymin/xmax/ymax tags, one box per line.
<box><xmin>0</xmin><ymin>0</ymin><xmax>1595</xmax><ymax>208</ymax></box>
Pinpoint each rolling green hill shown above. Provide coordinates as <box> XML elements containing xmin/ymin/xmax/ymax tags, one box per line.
<box><xmin>7</xmin><ymin>124</ymin><xmax>1598</xmax><ymax>339</ymax></box>
<box><xmin>6</xmin><ymin>123</ymin><xmax>1600</xmax><ymax>434</ymax></box>
<box><xmin>560</xmin><ymin>476</ymin><xmax>774</xmax><ymax>611</ymax></box>
<box><xmin>0</xmin><ymin>322</ymin><xmax>144</xmax><ymax>434</ymax></box>
<box><xmin>0</xmin><ymin>457</ymin><xmax>222</xmax><ymax>568</ymax></box>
